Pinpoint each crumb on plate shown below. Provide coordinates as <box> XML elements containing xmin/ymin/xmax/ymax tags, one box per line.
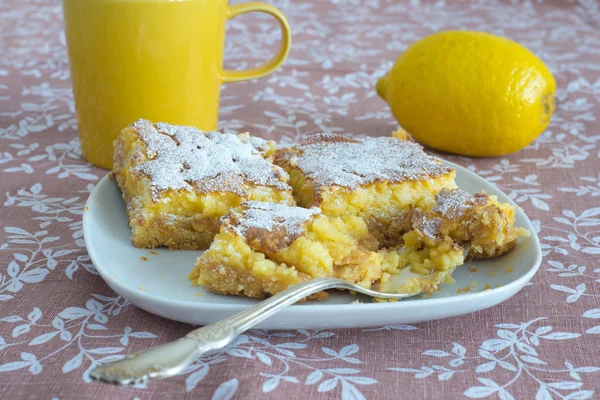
<box><xmin>443</xmin><ymin>275</ymin><xmax>456</xmax><ymax>284</ymax></box>
<box><xmin>373</xmin><ymin>297</ymin><xmax>398</xmax><ymax>303</ymax></box>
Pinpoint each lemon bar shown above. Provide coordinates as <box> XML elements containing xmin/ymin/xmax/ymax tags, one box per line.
<box><xmin>414</xmin><ymin>188</ymin><xmax>530</xmax><ymax>259</ymax></box>
<box><xmin>274</xmin><ymin>133</ymin><xmax>458</xmax><ymax>247</ymax></box>
<box><xmin>189</xmin><ymin>201</ymin><xmax>383</xmax><ymax>299</ymax></box>
<box><xmin>112</xmin><ymin>119</ymin><xmax>294</xmax><ymax>250</ymax></box>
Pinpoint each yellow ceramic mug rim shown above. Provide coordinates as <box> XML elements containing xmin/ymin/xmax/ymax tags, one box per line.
<box><xmin>77</xmin><ymin>0</ymin><xmax>292</xmax><ymax>85</ymax></box>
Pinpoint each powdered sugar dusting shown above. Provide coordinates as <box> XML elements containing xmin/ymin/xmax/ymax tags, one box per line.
<box><xmin>283</xmin><ymin>133</ymin><xmax>453</xmax><ymax>189</ymax></box>
<box><xmin>132</xmin><ymin>119</ymin><xmax>289</xmax><ymax>197</ymax></box>
<box><xmin>228</xmin><ymin>201</ymin><xmax>321</xmax><ymax>240</ymax></box>
<box><xmin>432</xmin><ymin>189</ymin><xmax>487</xmax><ymax>220</ymax></box>
<box><xmin>413</xmin><ymin>213</ymin><xmax>443</xmax><ymax>239</ymax></box>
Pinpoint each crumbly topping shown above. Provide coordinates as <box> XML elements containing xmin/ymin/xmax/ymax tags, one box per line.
<box><xmin>280</xmin><ymin>133</ymin><xmax>453</xmax><ymax>189</ymax></box>
<box><xmin>132</xmin><ymin>119</ymin><xmax>290</xmax><ymax>197</ymax></box>
<box><xmin>432</xmin><ymin>189</ymin><xmax>487</xmax><ymax>220</ymax></box>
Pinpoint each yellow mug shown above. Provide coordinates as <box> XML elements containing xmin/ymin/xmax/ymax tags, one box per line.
<box><xmin>62</xmin><ymin>0</ymin><xmax>292</xmax><ymax>169</ymax></box>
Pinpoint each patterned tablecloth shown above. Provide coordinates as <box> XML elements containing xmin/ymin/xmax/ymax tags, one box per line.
<box><xmin>2</xmin><ymin>0</ymin><xmax>600</xmax><ymax>399</ymax></box>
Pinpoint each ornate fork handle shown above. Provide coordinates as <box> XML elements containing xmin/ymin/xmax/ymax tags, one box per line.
<box><xmin>90</xmin><ymin>277</ymin><xmax>356</xmax><ymax>385</ymax></box>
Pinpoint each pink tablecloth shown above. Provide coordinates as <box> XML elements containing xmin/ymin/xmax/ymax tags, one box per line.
<box><xmin>1</xmin><ymin>0</ymin><xmax>600</xmax><ymax>399</ymax></box>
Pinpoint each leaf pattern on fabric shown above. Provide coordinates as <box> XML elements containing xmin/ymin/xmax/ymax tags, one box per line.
<box><xmin>1</xmin><ymin>0</ymin><xmax>600</xmax><ymax>398</ymax></box>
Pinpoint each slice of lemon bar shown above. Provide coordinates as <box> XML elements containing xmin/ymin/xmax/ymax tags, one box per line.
<box><xmin>275</xmin><ymin>132</ymin><xmax>527</xmax><ymax>259</ymax></box>
<box><xmin>414</xmin><ymin>188</ymin><xmax>530</xmax><ymax>259</ymax></box>
<box><xmin>274</xmin><ymin>133</ymin><xmax>458</xmax><ymax>247</ymax></box>
<box><xmin>188</xmin><ymin>201</ymin><xmax>383</xmax><ymax>299</ymax></box>
<box><xmin>112</xmin><ymin>119</ymin><xmax>294</xmax><ymax>250</ymax></box>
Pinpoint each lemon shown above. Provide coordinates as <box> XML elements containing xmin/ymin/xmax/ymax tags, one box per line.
<box><xmin>376</xmin><ymin>31</ymin><xmax>556</xmax><ymax>157</ymax></box>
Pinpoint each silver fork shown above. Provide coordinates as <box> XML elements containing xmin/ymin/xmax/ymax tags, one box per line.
<box><xmin>90</xmin><ymin>267</ymin><xmax>455</xmax><ymax>385</ymax></box>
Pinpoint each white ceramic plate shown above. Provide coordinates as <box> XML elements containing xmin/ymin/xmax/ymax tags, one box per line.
<box><xmin>83</xmin><ymin>160</ymin><xmax>541</xmax><ymax>329</ymax></box>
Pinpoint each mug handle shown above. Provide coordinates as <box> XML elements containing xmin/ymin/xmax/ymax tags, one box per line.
<box><xmin>221</xmin><ymin>2</ymin><xmax>292</xmax><ymax>83</ymax></box>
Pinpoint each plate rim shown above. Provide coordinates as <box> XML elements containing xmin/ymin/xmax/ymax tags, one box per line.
<box><xmin>83</xmin><ymin>160</ymin><xmax>542</xmax><ymax>314</ymax></box>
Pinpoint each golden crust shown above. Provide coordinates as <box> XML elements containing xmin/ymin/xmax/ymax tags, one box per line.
<box><xmin>192</xmin><ymin>258</ymin><xmax>319</xmax><ymax>299</ymax></box>
<box><xmin>128</xmin><ymin>212</ymin><xmax>219</xmax><ymax>250</ymax></box>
